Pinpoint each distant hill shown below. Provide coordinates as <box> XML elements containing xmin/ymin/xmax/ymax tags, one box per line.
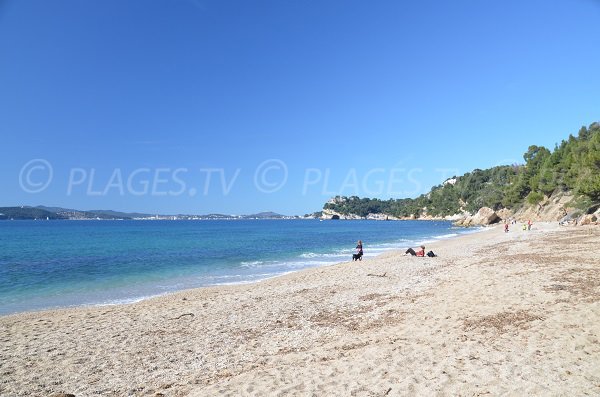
<box><xmin>35</xmin><ymin>206</ymin><xmax>133</xmax><ymax>220</ymax></box>
<box><xmin>0</xmin><ymin>207</ymin><xmax>67</xmax><ymax>220</ymax></box>
<box><xmin>1</xmin><ymin>207</ymin><xmax>293</xmax><ymax>220</ymax></box>
<box><xmin>244</xmin><ymin>212</ymin><xmax>285</xmax><ymax>219</ymax></box>
<box><xmin>36</xmin><ymin>205</ymin><xmax>79</xmax><ymax>213</ymax></box>
<box><xmin>85</xmin><ymin>209</ymin><xmax>153</xmax><ymax>218</ymax></box>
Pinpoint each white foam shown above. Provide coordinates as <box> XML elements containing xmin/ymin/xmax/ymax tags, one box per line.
<box><xmin>240</xmin><ymin>260</ymin><xmax>264</xmax><ymax>267</ymax></box>
<box><xmin>299</xmin><ymin>251</ymin><xmax>347</xmax><ymax>259</ymax></box>
<box><xmin>433</xmin><ymin>233</ymin><xmax>459</xmax><ymax>239</ymax></box>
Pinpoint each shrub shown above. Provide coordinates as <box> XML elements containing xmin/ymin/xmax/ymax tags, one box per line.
<box><xmin>526</xmin><ymin>191</ymin><xmax>544</xmax><ymax>205</ymax></box>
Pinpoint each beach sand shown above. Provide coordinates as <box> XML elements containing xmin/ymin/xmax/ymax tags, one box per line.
<box><xmin>1</xmin><ymin>223</ymin><xmax>599</xmax><ymax>396</ymax></box>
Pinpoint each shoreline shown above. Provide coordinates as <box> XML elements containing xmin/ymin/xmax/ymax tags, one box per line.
<box><xmin>1</xmin><ymin>223</ymin><xmax>599</xmax><ymax>396</ymax></box>
<box><xmin>0</xmin><ymin>222</ymin><xmax>484</xmax><ymax>317</ymax></box>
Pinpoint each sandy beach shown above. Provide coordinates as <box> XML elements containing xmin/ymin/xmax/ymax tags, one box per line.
<box><xmin>1</xmin><ymin>223</ymin><xmax>599</xmax><ymax>396</ymax></box>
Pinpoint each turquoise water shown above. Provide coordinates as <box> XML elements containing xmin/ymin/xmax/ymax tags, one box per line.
<box><xmin>0</xmin><ymin>220</ymin><xmax>477</xmax><ymax>315</ymax></box>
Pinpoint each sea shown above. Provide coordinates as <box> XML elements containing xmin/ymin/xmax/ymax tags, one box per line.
<box><xmin>0</xmin><ymin>219</ymin><xmax>481</xmax><ymax>315</ymax></box>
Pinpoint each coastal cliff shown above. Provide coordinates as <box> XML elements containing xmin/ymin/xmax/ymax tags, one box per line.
<box><xmin>322</xmin><ymin>190</ymin><xmax>599</xmax><ymax>226</ymax></box>
<box><xmin>321</xmin><ymin>122</ymin><xmax>600</xmax><ymax>226</ymax></box>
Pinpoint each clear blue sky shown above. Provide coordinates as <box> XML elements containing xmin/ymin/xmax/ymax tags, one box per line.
<box><xmin>1</xmin><ymin>0</ymin><xmax>599</xmax><ymax>215</ymax></box>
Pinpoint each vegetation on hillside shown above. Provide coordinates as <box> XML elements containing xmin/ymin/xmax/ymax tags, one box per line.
<box><xmin>324</xmin><ymin>122</ymin><xmax>600</xmax><ymax>218</ymax></box>
<box><xmin>0</xmin><ymin>207</ymin><xmax>131</xmax><ymax>220</ymax></box>
<box><xmin>0</xmin><ymin>207</ymin><xmax>67</xmax><ymax>220</ymax></box>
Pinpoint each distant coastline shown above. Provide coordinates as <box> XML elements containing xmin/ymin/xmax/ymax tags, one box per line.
<box><xmin>0</xmin><ymin>206</ymin><xmax>480</xmax><ymax>222</ymax></box>
<box><xmin>0</xmin><ymin>206</ymin><xmax>311</xmax><ymax>221</ymax></box>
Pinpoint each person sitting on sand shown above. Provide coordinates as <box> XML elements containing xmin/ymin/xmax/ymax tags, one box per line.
<box><xmin>405</xmin><ymin>245</ymin><xmax>425</xmax><ymax>257</ymax></box>
<box><xmin>352</xmin><ymin>240</ymin><xmax>363</xmax><ymax>261</ymax></box>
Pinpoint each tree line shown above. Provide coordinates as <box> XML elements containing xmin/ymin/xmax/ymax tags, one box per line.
<box><xmin>324</xmin><ymin>122</ymin><xmax>600</xmax><ymax>218</ymax></box>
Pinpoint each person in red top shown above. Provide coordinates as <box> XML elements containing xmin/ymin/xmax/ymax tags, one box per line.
<box><xmin>405</xmin><ymin>245</ymin><xmax>425</xmax><ymax>257</ymax></box>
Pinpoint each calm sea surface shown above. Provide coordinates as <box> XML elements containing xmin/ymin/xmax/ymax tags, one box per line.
<box><xmin>0</xmin><ymin>220</ymin><xmax>479</xmax><ymax>315</ymax></box>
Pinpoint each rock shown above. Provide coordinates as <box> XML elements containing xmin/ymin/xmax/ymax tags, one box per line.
<box><xmin>366</xmin><ymin>213</ymin><xmax>400</xmax><ymax>220</ymax></box>
<box><xmin>577</xmin><ymin>214</ymin><xmax>598</xmax><ymax>226</ymax></box>
<box><xmin>455</xmin><ymin>207</ymin><xmax>500</xmax><ymax>226</ymax></box>
<box><xmin>496</xmin><ymin>208</ymin><xmax>513</xmax><ymax>221</ymax></box>
<box><xmin>321</xmin><ymin>208</ymin><xmax>343</xmax><ymax>219</ymax></box>
<box><xmin>443</xmin><ymin>213</ymin><xmax>465</xmax><ymax>221</ymax></box>
<box><xmin>513</xmin><ymin>191</ymin><xmax>575</xmax><ymax>222</ymax></box>
<box><xmin>321</xmin><ymin>208</ymin><xmax>362</xmax><ymax>220</ymax></box>
<box><xmin>474</xmin><ymin>207</ymin><xmax>500</xmax><ymax>225</ymax></box>
<box><xmin>49</xmin><ymin>393</ymin><xmax>75</xmax><ymax>397</ymax></box>
<box><xmin>559</xmin><ymin>210</ymin><xmax>582</xmax><ymax>225</ymax></box>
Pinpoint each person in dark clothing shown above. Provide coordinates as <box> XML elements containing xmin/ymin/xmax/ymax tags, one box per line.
<box><xmin>352</xmin><ymin>240</ymin><xmax>363</xmax><ymax>261</ymax></box>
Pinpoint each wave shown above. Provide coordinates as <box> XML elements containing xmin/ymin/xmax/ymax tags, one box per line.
<box><xmin>460</xmin><ymin>226</ymin><xmax>487</xmax><ymax>234</ymax></box>
<box><xmin>299</xmin><ymin>251</ymin><xmax>347</xmax><ymax>259</ymax></box>
<box><xmin>299</xmin><ymin>240</ymin><xmax>411</xmax><ymax>260</ymax></box>
<box><xmin>268</xmin><ymin>260</ymin><xmax>334</xmax><ymax>269</ymax></box>
<box><xmin>433</xmin><ymin>233</ymin><xmax>459</xmax><ymax>239</ymax></box>
<box><xmin>240</xmin><ymin>260</ymin><xmax>264</xmax><ymax>267</ymax></box>
<box><xmin>95</xmin><ymin>294</ymin><xmax>161</xmax><ymax>306</ymax></box>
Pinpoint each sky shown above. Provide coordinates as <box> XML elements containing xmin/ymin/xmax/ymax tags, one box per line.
<box><xmin>1</xmin><ymin>0</ymin><xmax>599</xmax><ymax>215</ymax></box>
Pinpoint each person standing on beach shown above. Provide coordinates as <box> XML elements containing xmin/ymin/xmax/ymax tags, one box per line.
<box><xmin>528</xmin><ymin>220</ymin><xmax>532</xmax><ymax>230</ymax></box>
<box><xmin>504</xmin><ymin>222</ymin><xmax>509</xmax><ymax>233</ymax></box>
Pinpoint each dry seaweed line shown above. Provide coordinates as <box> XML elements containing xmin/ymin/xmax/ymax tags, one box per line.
<box><xmin>169</xmin><ymin>313</ymin><xmax>195</xmax><ymax>320</ymax></box>
<box><xmin>367</xmin><ymin>272</ymin><xmax>387</xmax><ymax>278</ymax></box>
<box><xmin>463</xmin><ymin>310</ymin><xmax>543</xmax><ymax>333</ymax></box>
